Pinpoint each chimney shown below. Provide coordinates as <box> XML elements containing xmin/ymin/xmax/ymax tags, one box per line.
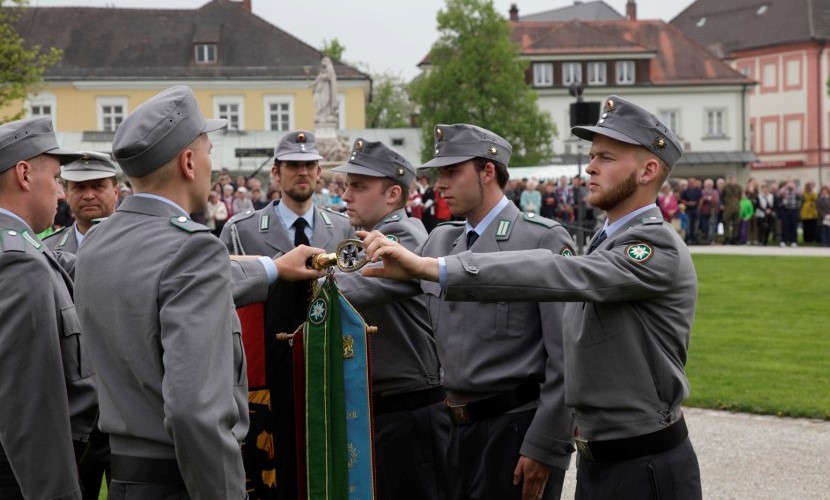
<box><xmin>626</xmin><ymin>0</ymin><xmax>637</xmax><ymax>20</ymax></box>
<box><xmin>509</xmin><ymin>3</ymin><xmax>519</xmax><ymax>22</ymax></box>
<box><xmin>231</xmin><ymin>0</ymin><xmax>252</xmax><ymax>12</ymax></box>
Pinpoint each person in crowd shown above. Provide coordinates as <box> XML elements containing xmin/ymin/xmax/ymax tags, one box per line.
<box><xmin>739</xmin><ymin>189</ymin><xmax>753</xmax><ymax>244</ymax></box>
<box><xmin>520</xmin><ymin>178</ymin><xmax>542</xmax><ymax>215</ymax></box>
<box><xmin>540</xmin><ymin>181</ymin><xmax>558</xmax><ymax>219</ymax></box>
<box><xmin>232</xmin><ymin>185</ymin><xmax>254</xmax><ymax>214</ymax></box>
<box><xmin>673</xmin><ymin>203</ymin><xmax>688</xmax><ymax>241</ymax></box>
<box><xmin>251</xmin><ymin>185</ymin><xmax>268</xmax><ymax>210</ymax></box>
<box><xmin>360</xmin><ymin>95</ymin><xmax>702</xmax><ymax>500</ymax></box>
<box><xmin>818</xmin><ymin>184</ymin><xmax>830</xmax><ymax>246</ymax></box>
<box><xmin>206</xmin><ymin>190</ymin><xmax>228</xmax><ymax>236</ymax></box>
<box><xmin>755</xmin><ymin>183</ymin><xmax>775</xmax><ymax>246</ymax></box>
<box><xmin>554</xmin><ymin>175</ymin><xmax>574</xmax><ymax>223</ymax></box>
<box><xmin>698</xmin><ymin>178</ymin><xmax>719</xmax><ymax>244</ymax></box>
<box><xmin>779</xmin><ymin>181</ymin><xmax>802</xmax><ymax>247</ymax></box>
<box><xmin>680</xmin><ymin>177</ymin><xmax>702</xmax><ymax>244</ymax></box>
<box><xmin>800</xmin><ymin>181</ymin><xmax>818</xmax><ymax>244</ymax></box>
<box><xmin>658</xmin><ymin>182</ymin><xmax>678</xmax><ymax>222</ymax></box>
<box><xmin>720</xmin><ymin>175</ymin><xmax>743</xmax><ymax>245</ymax></box>
<box><xmin>222</xmin><ymin>183</ymin><xmax>235</xmax><ymax>218</ymax></box>
<box><xmin>419</xmin><ymin>174</ymin><xmax>437</xmax><ymax>232</ymax></box>
<box><xmin>407</xmin><ymin>181</ymin><xmax>423</xmax><ymax>219</ymax></box>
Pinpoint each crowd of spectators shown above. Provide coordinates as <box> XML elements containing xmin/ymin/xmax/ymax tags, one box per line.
<box><xmin>194</xmin><ymin>168</ymin><xmax>830</xmax><ymax>248</ymax></box>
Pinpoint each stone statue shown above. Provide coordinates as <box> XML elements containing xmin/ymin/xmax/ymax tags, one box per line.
<box><xmin>312</xmin><ymin>56</ymin><xmax>338</xmax><ymax>125</ymax></box>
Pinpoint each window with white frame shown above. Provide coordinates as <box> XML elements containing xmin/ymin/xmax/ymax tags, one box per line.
<box><xmin>562</xmin><ymin>62</ymin><xmax>582</xmax><ymax>85</ymax></box>
<box><xmin>533</xmin><ymin>63</ymin><xmax>553</xmax><ymax>87</ymax></box>
<box><xmin>615</xmin><ymin>61</ymin><xmax>635</xmax><ymax>85</ymax></box>
<box><xmin>264</xmin><ymin>96</ymin><xmax>294</xmax><ymax>131</ymax></box>
<box><xmin>214</xmin><ymin>96</ymin><xmax>244</xmax><ymax>131</ymax></box>
<box><xmin>706</xmin><ymin>109</ymin><xmax>727</xmax><ymax>138</ymax></box>
<box><xmin>97</xmin><ymin>97</ymin><xmax>127</xmax><ymax>132</ymax></box>
<box><xmin>27</xmin><ymin>92</ymin><xmax>57</xmax><ymax>122</ymax></box>
<box><xmin>587</xmin><ymin>62</ymin><xmax>607</xmax><ymax>85</ymax></box>
<box><xmin>658</xmin><ymin>110</ymin><xmax>680</xmax><ymax>135</ymax></box>
<box><xmin>194</xmin><ymin>43</ymin><xmax>217</xmax><ymax>64</ymax></box>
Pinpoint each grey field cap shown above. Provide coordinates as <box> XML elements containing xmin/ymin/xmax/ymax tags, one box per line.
<box><xmin>274</xmin><ymin>130</ymin><xmax>324</xmax><ymax>161</ymax></box>
<box><xmin>112</xmin><ymin>85</ymin><xmax>227</xmax><ymax>177</ymax></box>
<box><xmin>0</xmin><ymin>117</ymin><xmax>82</xmax><ymax>172</ymax></box>
<box><xmin>331</xmin><ymin>138</ymin><xmax>415</xmax><ymax>187</ymax></box>
<box><xmin>61</xmin><ymin>151</ymin><xmax>118</xmax><ymax>182</ymax></box>
<box><xmin>420</xmin><ymin>123</ymin><xmax>512</xmax><ymax>170</ymax></box>
<box><xmin>572</xmin><ymin>95</ymin><xmax>683</xmax><ymax>169</ymax></box>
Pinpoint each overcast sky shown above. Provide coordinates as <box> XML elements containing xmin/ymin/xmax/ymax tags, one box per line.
<box><xmin>30</xmin><ymin>0</ymin><xmax>696</xmax><ymax>80</ymax></box>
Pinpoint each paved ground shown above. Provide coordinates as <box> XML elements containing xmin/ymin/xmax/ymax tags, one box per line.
<box><xmin>687</xmin><ymin>244</ymin><xmax>829</xmax><ymax>257</ymax></box>
<box><xmin>559</xmin><ymin>408</ymin><xmax>830</xmax><ymax>499</ymax></box>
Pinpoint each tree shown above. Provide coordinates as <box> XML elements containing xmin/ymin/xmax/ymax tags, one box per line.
<box><xmin>365</xmin><ymin>72</ymin><xmax>411</xmax><ymax>129</ymax></box>
<box><xmin>410</xmin><ymin>0</ymin><xmax>556</xmax><ymax>166</ymax></box>
<box><xmin>0</xmin><ymin>0</ymin><xmax>62</xmax><ymax>121</ymax></box>
<box><xmin>320</xmin><ymin>38</ymin><xmax>346</xmax><ymax>62</ymax></box>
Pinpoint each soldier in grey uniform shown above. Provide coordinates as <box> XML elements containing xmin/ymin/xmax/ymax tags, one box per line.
<box><xmin>44</xmin><ymin>151</ymin><xmax>119</xmax><ymax>255</ymax></box>
<box><xmin>219</xmin><ymin>131</ymin><xmax>353</xmax><ymax>499</ymax></box>
<box><xmin>73</xmin><ymin>86</ymin><xmax>324</xmax><ymax>499</ymax></box>
<box><xmin>361</xmin><ymin>96</ymin><xmax>702</xmax><ymax>500</ymax></box>
<box><xmin>0</xmin><ymin>117</ymin><xmax>95</xmax><ymax>500</ymax></box>
<box><xmin>330</xmin><ymin>139</ymin><xmax>449</xmax><ymax>499</ymax></box>
<box><xmin>351</xmin><ymin>125</ymin><xmax>575</xmax><ymax>500</ymax></box>
<box><xmin>43</xmin><ymin>151</ymin><xmax>119</xmax><ymax>499</ymax></box>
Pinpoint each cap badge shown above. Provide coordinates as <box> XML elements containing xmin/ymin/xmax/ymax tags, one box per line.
<box><xmin>396</xmin><ymin>166</ymin><xmax>405</xmax><ymax>177</ymax></box>
<box><xmin>435</xmin><ymin>127</ymin><xmax>443</xmax><ymax>141</ymax></box>
<box><xmin>487</xmin><ymin>146</ymin><xmax>498</xmax><ymax>156</ymax></box>
<box><xmin>296</xmin><ymin>133</ymin><xmax>306</xmax><ymax>143</ymax></box>
<box><xmin>605</xmin><ymin>99</ymin><xmax>615</xmax><ymax>112</ymax></box>
<box><xmin>355</xmin><ymin>140</ymin><xmax>364</xmax><ymax>151</ymax></box>
<box><xmin>652</xmin><ymin>137</ymin><xmax>667</xmax><ymax>150</ymax></box>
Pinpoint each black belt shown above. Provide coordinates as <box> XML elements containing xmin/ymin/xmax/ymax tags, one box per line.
<box><xmin>575</xmin><ymin>415</ymin><xmax>689</xmax><ymax>462</ymax></box>
<box><xmin>111</xmin><ymin>454</ymin><xmax>184</xmax><ymax>485</ymax></box>
<box><xmin>374</xmin><ymin>386</ymin><xmax>446</xmax><ymax>415</ymax></box>
<box><xmin>445</xmin><ymin>381</ymin><xmax>540</xmax><ymax>425</ymax></box>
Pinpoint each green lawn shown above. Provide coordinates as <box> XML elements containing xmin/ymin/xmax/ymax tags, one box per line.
<box><xmin>687</xmin><ymin>254</ymin><xmax>830</xmax><ymax>419</ymax></box>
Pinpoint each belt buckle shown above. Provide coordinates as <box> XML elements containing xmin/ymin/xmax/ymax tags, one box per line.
<box><xmin>446</xmin><ymin>401</ymin><xmax>472</xmax><ymax>425</ymax></box>
<box><xmin>575</xmin><ymin>437</ymin><xmax>595</xmax><ymax>461</ymax></box>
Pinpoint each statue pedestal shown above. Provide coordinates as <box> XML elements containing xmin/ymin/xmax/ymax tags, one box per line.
<box><xmin>315</xmin><ymin>120</ymin><xmax>350</xmax><ymax>166</ymax></box>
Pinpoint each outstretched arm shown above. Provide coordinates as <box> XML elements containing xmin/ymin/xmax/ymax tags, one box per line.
<box><xmin>358</xmin><ymin>230</ymin><xmax>440</xmax><ymax>281</ymax></box>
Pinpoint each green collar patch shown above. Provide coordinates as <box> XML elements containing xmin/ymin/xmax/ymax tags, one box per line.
<box><xmin>560</xmin><ymin>246</ymin><xmax>574</xmax><ymax>257</ymax></box>
<box><xmin>495</xmin><ymin>219</ymin><xmax>511</xmax><ymax>240</ymax></box>
<box><xmin>383</xmin><ymin>214</ymin><xmax>401</xmax><ymax>223</ymax></box>
<box><xmin>625</xmin><ymin>243</ymin><xmax>654</xmax><ymax>263</ymax></box>
<box><xmin>21</xmin><ymin>230</ymin><xmax>42</xmax><ymax>250</ymax></box>
<box><xmin>319</xmin><ymin>210</ymin><xmax>333</xmax><ymax>228</ymax></box>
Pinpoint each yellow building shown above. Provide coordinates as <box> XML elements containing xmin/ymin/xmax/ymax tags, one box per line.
<box><xmin>9</xmin><ymin>0</ymin><xmax>371</xmax><ymax>170</ymax></box>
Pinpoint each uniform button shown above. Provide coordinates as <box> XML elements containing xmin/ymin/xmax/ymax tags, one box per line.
<box><xmin>467</xmin><ymin>266</ymin><xmax>478</xmax><ymax>272</ymax></box>
<box><xmin>246</xmin><ymin>210</ymin><xmax>252</xmax><ymax>215</ymax></box>
<box><xmin>177</xmin><ymin>216</ymin><xmax>187</xmax><ymax>222</ymax></box>
<box><xmin>602</xmin><ymin>113</ymin><xmax>608</xmax><ymax>118</ymax></box>
<box><xmin>528</xmin><ymin>212</ymin><xmax>535</xmax><ymax>217</ymax></box>
<box><xmin>598</xmin><ymin>119</ymin><xmax>605</xmax><ymax>124</ymax></box>
<box><xmin>7</xmin><ymin>230</ymin><xmax>17</xmax><ymax>236</ymax></box>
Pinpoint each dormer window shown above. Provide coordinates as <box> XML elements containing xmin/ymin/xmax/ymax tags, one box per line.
<box><xmin>195</xmin><ymin>43</ymin><xmax>217</xmax><ymax>64</ymax></box>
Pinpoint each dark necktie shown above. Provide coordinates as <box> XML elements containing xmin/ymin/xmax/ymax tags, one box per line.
<box><xmin>466</xmin><ymin>230</ymin><xmax>479</xmax><ymax>249</ymax></box>
<box><xmin>587</xmin><ymin>229</ymin><xmax>607</xmax><ymax>255</ymax></box>
<box><xmin>293</xmin><ymin>217</ymin><xmax>309</xmax><ymax>247</ymax></box>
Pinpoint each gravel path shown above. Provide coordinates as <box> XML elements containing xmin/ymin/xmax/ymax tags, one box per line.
<box><xmin>559</xmin><ymin>408</ymin><xmax>830</xmax><ymax>499</ymax></box>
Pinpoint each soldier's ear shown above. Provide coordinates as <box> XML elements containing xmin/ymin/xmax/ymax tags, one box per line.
<box><xmin>178</xmin><ymin>148</ymin><xmax>196</xmax><ymax>181</ymax></box>
<box><xmin>639</xmin><ymin>156</ymin><xmax>661</xmax><ymax>185</ymax></box>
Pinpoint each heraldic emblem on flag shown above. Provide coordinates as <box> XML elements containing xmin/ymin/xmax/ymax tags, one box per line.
<box><xmin>293</xmin><ymin>271</ymin><xmax>377</xmax><ymax>500</ymax></box>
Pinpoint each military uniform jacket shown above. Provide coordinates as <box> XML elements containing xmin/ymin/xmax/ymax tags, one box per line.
<box><xmin>43</xmin><ymin>223</ymin><xmax>79</xmax><ymax>253</ymax></box>
<box><xmin>0</xmin><ymin>213</ymin><xmax>97</xmax><ymax>500</ymax></box>
<box><xmin>74</xmin><ymin>196</ymin><xmax>269</xmax><ymax>499</ymax></box>
<box><xmin>443</xmin><ymin>207</ymin><xmax>697</xmax><ymax>442</ymax></box>
<box><xmin>336</xmin><ymin>209</ymin><xmax>442</xmax><ymax>396</ymax></box>
<box><xmin>347</xmin><ymin>202</ymin><xmax>574</xmax><ymax>469</ymax></box>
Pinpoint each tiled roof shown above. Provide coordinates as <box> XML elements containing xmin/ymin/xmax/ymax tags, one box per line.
<box><xmin>511</xmin><ymin>19</ymin><xmax>753</xmax><ymax>85</ymax></box>
<box><xmin>519</xmin><ymin>0</ymin><xmax>623</xmax><ymax>22</ymax></box>
<box><xmin>671</xmin><ymin>0</ymin><xmax>830</xmax><ymax>55</ymax></box>
<box><xmin>14</xmin><ymin>0</ymin><xmax>369</xmax><ymax>81</ymax></box>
